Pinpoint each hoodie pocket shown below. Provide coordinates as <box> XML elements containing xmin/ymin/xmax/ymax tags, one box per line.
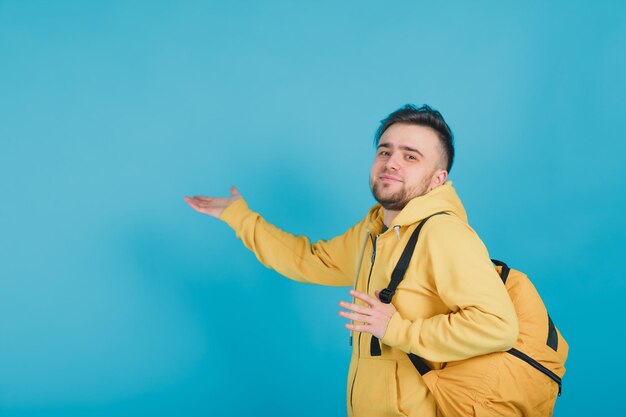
<box><xmin>352</xmin><ymin>357</ymin><xmax>406</xmax><ymax>417</ymax></box>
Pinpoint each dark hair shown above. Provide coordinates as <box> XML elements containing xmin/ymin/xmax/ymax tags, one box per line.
<box><xmin>374</xmin><ymin>104</ymin><xmax>455</xmax><ymax>173</ymax></box>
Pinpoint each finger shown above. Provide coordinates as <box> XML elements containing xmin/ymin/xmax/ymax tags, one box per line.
<box><xmin>185</xmin><ymin>198</ymin><xmax>212</xmax><ymax>213</ymax></box>
<box><xmin>188</xmin><ymin>197</ymin><xmax>214</xmax><ymax>207</ymax></box>
<box><xmin>184</xmin><ymin>197</ymin><xmax>200</xmax><ymax>208</ymax></box>
<box><xmin>185</xmin><ymin>199</ymin><xmax>206</xmax><ymax>210</ymax></box>
<box><xmin>184</xmin><ymin>196</ymin><xmax>201</xmax><ymax>205</ymax></box>
<box><xmin>338</xmin><ymin>311</ymin><xmax>371</xmax><ymax>323</ymax></box>
<box><xmin>338</xmin><ymin>301</ymin><xmax>370</xmax><ymax>314</ymax></box>
<box><xmin>345</xmin><ymin>323</ymin><xmax>369</xmax><ymax>333</ymax></box>
<box><xmin>349</xmin><ymin>290</ymin><xmax>378</xmax><ymax>306</ymax></box>
<box><xmin>194</xmin><ymin>196</ymin><xmax>213</xmax><ymax>202</ymax></box>
<box><xmin>230</xmin><ymin>186</ymin><xmax>240</xmax><ymax>196</ymax></box>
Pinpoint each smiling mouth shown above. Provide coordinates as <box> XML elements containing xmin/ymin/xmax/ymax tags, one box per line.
<box><xmin>380</xmin><ymin>176</ymin><xmax>402</xmax><ymax>183</ymax></box>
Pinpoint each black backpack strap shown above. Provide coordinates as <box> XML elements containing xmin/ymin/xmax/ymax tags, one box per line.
<box><xmin>408</xmin><ymin>353</ymin><xmax>432</xmax><ymax>376</ymax></box>
<box><xmin>547</xmin><ymin>315</ymin><xmax>558</xmax><ymax>351</ymax></box>
<box><xmin>491</xmin><ymin>259</ymin><xmax>511</xmax><ymax>284</ymax></box>
<box><xmin>492</xmin><ymin>259</ymin><xmax>563</xmax><ymax>393</ymax></box>
<box><xmin>379</xmin><ymin>212</ymin><xmax>448</xmax><ymax>304</ymax></box>
<box><xmin>378</xmin><ymin>212</ymin><xmax>447</xmax><ymax>375</ymax></box>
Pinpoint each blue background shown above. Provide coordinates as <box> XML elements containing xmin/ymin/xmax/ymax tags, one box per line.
<box><xmin>1</xmin><ymin>1</ymin><xmax>624</xmax><ymax>415</ymax></box>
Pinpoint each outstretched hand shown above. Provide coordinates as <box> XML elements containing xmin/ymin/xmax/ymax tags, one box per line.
<box><xmin>339</xmin><ymin>289</ymin><xmax>397</xmax><ymax>339</ymax></box>
<box><xmin>184</xmin><ymin>186</ymin><xmax>242</xmax><ymax>219</ymax></box>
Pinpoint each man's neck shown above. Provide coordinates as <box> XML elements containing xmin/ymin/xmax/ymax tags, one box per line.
<box><xmin>383</xmin><ymin>209</ymin><xmax>400</xmax><ymax>228</ymax></box>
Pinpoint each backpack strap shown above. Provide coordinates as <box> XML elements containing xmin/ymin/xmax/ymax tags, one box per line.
<box><xmin>377</xmin><ymin>212</ymin><xmax>447</xmax><ymax>374</ymax></box>
<box><xmin>386</xmin><ymin>240</ymin><xmax>565</xmax><ymax>394</ymax></box>
<box><xmin>379</xmin><ymin>212</ymin><xmax>448</xmax><ymax>304</ymax></box>
<box><xmin>371</xmin><ymin>215</ymin><xmax>444</xmax><ymax>357</ymax></box>
<box><xmin>491</xmin><ymin>261</ymin><xmax>563</xmax><ymax>393</ymax></box>
<box><xmin>491</xmin><ymin>259</ymin><xmax>511</xmax><ymax>284</ymax></box>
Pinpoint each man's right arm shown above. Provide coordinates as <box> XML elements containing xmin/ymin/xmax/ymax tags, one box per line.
<box><xmin>185</xmin><ymin>187</ymin><xmax>362</xmax><ymax>287</ymax></box>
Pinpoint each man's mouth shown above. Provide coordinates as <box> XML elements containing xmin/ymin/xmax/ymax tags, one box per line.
<box><xmin>380</xmin><ymin>175</ymin><xmax>402</xmax><ymax>183</ymax></box>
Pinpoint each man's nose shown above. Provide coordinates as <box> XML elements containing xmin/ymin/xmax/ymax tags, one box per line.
<box><xmin>384</xmin><ymin>154</ymin><xmax>400</xmax><ymax>171</ymax></box>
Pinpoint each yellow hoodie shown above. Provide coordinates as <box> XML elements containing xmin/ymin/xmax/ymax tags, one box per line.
<box><xmin>220</xmin><ymin>181</ymin><xmax>518</xmax><ymax>417</ymax></box>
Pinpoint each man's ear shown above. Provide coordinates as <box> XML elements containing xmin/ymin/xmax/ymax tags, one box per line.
<box><xmin>429</xmin><ymin>169</ymin><xmax>448</xmax><ymax>191</ymax></box>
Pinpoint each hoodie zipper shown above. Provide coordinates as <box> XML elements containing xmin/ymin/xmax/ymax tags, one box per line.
<box><xmin>367</xmin><ymin>234</ymin><xmax>378</xmax><ymax>293</ymax></box>
<box><xmin>349</xmin><ymin>233</ymin><xmax>378</xmax><ymax>412</ymax></box>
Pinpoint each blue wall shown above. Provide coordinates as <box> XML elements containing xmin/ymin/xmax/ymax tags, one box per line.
<box><xmin>1</xmin><ymin>1</ymin><xmax>624</xmax><ymax>415</ymax></box>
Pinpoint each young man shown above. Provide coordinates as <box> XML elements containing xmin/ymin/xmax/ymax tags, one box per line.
<box><xmin>184</xmin><ymin>105</ymin><xmax>518</xmax><ymax>417</ymax></box>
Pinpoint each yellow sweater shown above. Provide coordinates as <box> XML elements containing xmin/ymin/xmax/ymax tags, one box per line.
<box><xmin>220</xmin><ymin>181</ymin><xmax>518</xmax><ymax>417</ymax></box>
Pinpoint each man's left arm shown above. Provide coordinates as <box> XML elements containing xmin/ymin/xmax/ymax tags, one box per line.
<box><xmin>380</xmin><ymin>218</ymin><xmax>519</xmax><ymax>363</ymax></box>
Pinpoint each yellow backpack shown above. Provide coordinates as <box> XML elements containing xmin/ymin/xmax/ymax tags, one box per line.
<box><xmin>379</xmin><ymin>214</ymin><xmax>569</xmax><ymax>417</ymax></box>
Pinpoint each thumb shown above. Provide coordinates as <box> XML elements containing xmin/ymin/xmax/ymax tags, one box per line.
<box><xmin>230</xmin><ymin>186</ymin><xmax>241</xmax><ymax>197</ymax></box>
<box><xmin>374</xmin><ymin>290</ymin><xmax>380</xmax><ymax>299</ymax></box>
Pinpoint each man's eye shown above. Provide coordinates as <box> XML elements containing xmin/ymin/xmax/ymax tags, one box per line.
<box><xmin>405</xmin><ymin>154</ymin><xmax>416</xmax><ymax>160</ymax></box>
<box><xmin>379</xmin><ymin>151</ymin><xmax>390</xmax><ymax>156</ymax></box>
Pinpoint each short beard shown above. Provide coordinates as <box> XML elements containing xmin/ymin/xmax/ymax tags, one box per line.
<box><xmin>370</xmin><ymin>178</ymin><xmax>430</xmax><ymax>211</ymax></box>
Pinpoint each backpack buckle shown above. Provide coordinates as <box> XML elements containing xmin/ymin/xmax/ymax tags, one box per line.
<box><xmin>379</xmin><ymin>288</ymin><xmax>394</xmax><ymax>304</ymax></box>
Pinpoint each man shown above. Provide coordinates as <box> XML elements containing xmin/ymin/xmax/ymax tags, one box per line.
<box><xmin>184</xmin><ymin>104</ymin><xmax>518</xmax><ymax>417</ymax></box>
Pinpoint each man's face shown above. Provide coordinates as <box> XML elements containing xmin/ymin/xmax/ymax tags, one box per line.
<box><xmin>370</xmin><ymin>123</ymin><xmax>447</xmax><ymax>211</ymax></box>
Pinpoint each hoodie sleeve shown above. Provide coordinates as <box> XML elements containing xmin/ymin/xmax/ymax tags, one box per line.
<box><xmin>381</xmin><ymin>217</ymin><xmax>519</xmax><ymax>362</ymax></box>
<box><xmin>219</xmin><ymin>198</ymin><xmax>363</xmax><ymax>287</ymax></box>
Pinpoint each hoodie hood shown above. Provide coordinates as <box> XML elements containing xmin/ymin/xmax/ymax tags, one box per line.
<box><xmin>365</xmin><ymin>181</ymin><xmax>468</xmax><ymax>231</ymax></box>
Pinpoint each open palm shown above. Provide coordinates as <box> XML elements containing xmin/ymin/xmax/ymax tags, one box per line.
<box><xmin>184</xmin><ymin>186</ymin><xmax>242</xmax><ymax>218</ymax></box>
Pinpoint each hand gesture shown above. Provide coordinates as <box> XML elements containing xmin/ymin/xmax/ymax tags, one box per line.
<box><xmin>339</xmin><ymin>289</ymin><xmax>397</xmax><ymax>339</ymax></box>
<box><xmin>184</xmin><ymin>186</ymin><xmax>242</xmax><ymax>219</ymax></box>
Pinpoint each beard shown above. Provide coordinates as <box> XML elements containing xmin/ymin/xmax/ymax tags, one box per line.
<box><xmin>370</xmin><ymin>175</ymin><xmax>431</xmax><ymax>211</ymax></box>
